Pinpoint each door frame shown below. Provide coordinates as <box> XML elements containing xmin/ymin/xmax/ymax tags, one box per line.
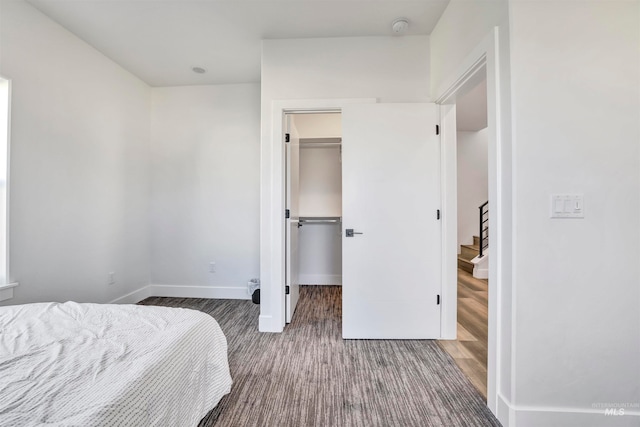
<box><xmin>435</xmin><ymin>27</ymin><xmax>509</xmax><ymax>416</ymax></box>
<box><xmin>260</xmin><ymin>98</ymin><xmax>376</xmax><ymax>333</ymax></box>
<box><xmin>284</xmin><ymin>114</ymin><xmax>300</xmax><ymax>323</ymax></box>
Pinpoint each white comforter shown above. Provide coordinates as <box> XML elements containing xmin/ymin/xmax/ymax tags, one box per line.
<box><xmin>0</xmin><ymin>302</ymin><xmax>232</xmax><ymax>426</ymax></box>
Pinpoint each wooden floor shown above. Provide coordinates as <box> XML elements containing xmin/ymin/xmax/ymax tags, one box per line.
<box><xmin>439</xmin><ymin>268</ymin><xmax>488</xmax><ymax>399</ymax></box>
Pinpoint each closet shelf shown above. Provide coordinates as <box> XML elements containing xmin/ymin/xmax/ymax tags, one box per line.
<box><xmin>299</xmin><ymin>216</ymin><xmax>341</xmax><ymax>224</ymax></box>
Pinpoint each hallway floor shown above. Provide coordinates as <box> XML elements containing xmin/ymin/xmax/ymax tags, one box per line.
<box><xmin>438</xmin><ymin>268</ymin><xmax>489</xmax><ymax>399</ymax></box>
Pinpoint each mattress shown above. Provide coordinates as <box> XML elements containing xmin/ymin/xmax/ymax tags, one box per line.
<box><xmin>0</xmin><ymin>302</ymin><xmax>232</xmax><ymax>426</ymax></box>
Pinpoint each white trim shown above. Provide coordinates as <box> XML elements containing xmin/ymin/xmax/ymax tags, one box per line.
<box><xmin>439</xmin><ymin>103</ymin><xmax>457</xmax><ymax>340</ymax></box>
<box><xmin>258</xmin><ymin>315</ymin><xmax>274</xmax><ymax>332</ymax></box>
<box><xmin>5</xmin><ymin>78</ymin><xmax>10</xmax><ymax>286</ymax></box>
<box><xmin>149</xmin><ymin>285</ymin><xmax>250</xmax><ymax>300</ymax></box>
<box><xmin>260</xmin><ymin>98</ymin><xmax>376</xmax><ymax>333</ymax></box>
<box><xmin>0</xmin><ymin>289</ymin><xmax>12</xmax><ymax>302</ymax></box>
<box><xmin>497</xmin><ymin>393</ymin><xmax>514</xmax><ymax>426</ymax></box>
<box><xmin>299</xmin><ymin>274</ymin><xmax>342</xmax><ymax>285</ymax></box>
<box><xmin>472</xmin><ymin>254</ymin><xmax>489</xmax><ymax>279</ymax></box>
<box><xmin>487</xmin><ymin>26</ymin><xmax>505</xmax><ymax>419</ymax></box>
<box><xmin>497</xmin><ymin>394</ymin><xmax>640</xmax><ymax>425</ymax></box>
<box><xmin>0</xmin><ymin>281</ymin><xmax>18</xmax><ymax>290</ymax></box>
<box><xmin>0</xmin><ymin>76</ymin><xmax>11</xmax><ymax>286</ymax></box>
<box><xmin>435</xmin><ymin>44</ymin><xmax>488</xmax><ymax>105</ymax></box>
<box><xmin>109</xmin><ymin>285</ymin><xmax>152</xmax><ymax>304</ymax></box>
<box><xmin>0</xmin><ymin>282</ymin><xmax>17</xmax><ymax>302</ymax></box>
<box><xmin>109</xmin><ymin>285</ymin><xmax>251</xmax><ymax>304</ymax></box>
<box><xmin>473</xmin><ymin>267</ymin><xmax>489</xmax><ymax>280</ymax></box>
<box><xmin>436</xmin><ymin>27</ymin><xmax>505</xmax><ymax>417</ymax></box>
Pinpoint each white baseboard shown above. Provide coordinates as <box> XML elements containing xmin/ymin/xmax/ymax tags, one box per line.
<box><xmin>0</xmin><ymin>282</ymin><xmax>19</xmax><ymax>302</ymax></box>
<box><xmin>109</xmin><ymin>286</ymin><xmax>153</xmax><ymax>304</ymax></box>
<box><xmin>471</xmin><ymin>254</ymin><xmax>489</xmax><ymax>279</ymax></box>
<box><xmin>259</xmin><ymin>314</ymin><xmax>279</xmax><ymax>332</ymax></box>
<box><xmin>150</xmin><ymin>285</ymin><xmax>250</xmax><ymax>300</ymax></box>
<box><xmin>496</xmin><ymin>393</ymin><xmax>513</xmax><ymax>426</ymax></box>
<box><xmin>299</xmin><ymin>274</ymin><xmax>342</xmax><ymax>285</ymax></box>
<box><xmin>110</xmin><ymin>284</ymin><xmax>250</xmax><ymax>304</ymax></box>
<box><xmin>497</xmin><ymin>393</ymin><xmax>640</xmax><ymax>427</ymax></box>
<box><xmin>0</xmin><ymin>288</ymin><xmax>12</xmax><ymax>302</ymax></box>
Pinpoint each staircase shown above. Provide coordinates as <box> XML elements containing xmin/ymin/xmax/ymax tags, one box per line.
<box><xmin>458</xmin><ymin>236</ymin><xmax>480</xmax><ymax>274</ymax></box>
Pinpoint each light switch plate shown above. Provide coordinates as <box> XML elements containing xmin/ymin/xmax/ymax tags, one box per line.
<box><xmin>550</xmin><ymin>194</ymin><xmax>584</xmax><ymax>218</ymax></box>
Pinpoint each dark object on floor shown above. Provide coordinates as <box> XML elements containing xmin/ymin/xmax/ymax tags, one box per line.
<box><xmin>251</xmin><ymin>289</ymin><xmax>260</xmax><ymax>304</ymax></box>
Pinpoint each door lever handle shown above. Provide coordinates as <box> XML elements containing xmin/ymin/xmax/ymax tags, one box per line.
<box><xmin>345</xmin><ymin>229</ymin><xmax>364</xmax><ymax>237</ymax></box>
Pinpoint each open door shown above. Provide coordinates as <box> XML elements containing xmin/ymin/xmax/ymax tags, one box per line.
<box><xmin>285</xmin><ymin>116</ymin><xmax>300</xmax><ymax>323</ymax></box>
<box><xmin>342</xmin><ymin>103</ymin><xmax>441</xmax><ymax>339</ymax></box>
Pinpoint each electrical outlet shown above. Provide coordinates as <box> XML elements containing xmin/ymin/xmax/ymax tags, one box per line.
<box><xmin>108</xmin><ymin>272</ymin><xmax>116</xmax><ymax>285</ymax></box>
<box><xmin>209</xmin><ymin>262</ymin><xmax>216</xmax><ymax>273</ymax></box>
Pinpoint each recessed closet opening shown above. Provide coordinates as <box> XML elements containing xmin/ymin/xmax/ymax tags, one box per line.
<box><xmin>285</xmin><ymin>112</ymin><xmax>342</xmax><ymax>323</ymax></box>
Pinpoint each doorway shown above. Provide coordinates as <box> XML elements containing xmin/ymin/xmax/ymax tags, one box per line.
<box><xmin>282</xmin><ymin>103</ymin><xmax>443</xmax><ymax>339</ymax></box>
<box><xmin>439</xmin><ymin>76</ymin><xmax>490</xmax><ymax>398</ymax></box>
<box><xmin>436</xmin><ymin>28</ymin><xmax>507</xmax><ymax>413</ymax></box>
<box><xmin>284</xmin><ymin>112</ymin><xmax>343</xmax><ymax>324</ymax></box>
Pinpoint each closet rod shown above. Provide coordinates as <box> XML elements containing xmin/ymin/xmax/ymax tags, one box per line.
<box><xmin>299</xmin><ymin>137</ymin><xmax>342</xmax><ymax>144</ymax></box>
<box><xmin>299</xmin><ymin>217</ymin><xmax>341</xmax><ymax>224</ymax></box>
<box><xmin>300</xmin><ymin>142</ymin><xmax>341</xmax><ymax>148</ymax></box>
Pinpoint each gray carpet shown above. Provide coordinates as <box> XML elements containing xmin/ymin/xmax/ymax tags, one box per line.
<box><xmin>140</xmin><ymin>286</ymin><xmax>501</xmax><ymax>427</ymax></box>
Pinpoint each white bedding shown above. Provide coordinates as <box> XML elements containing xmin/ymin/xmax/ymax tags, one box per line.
<box><xmin>0</xmin><ymin>302</ymin><xmax>232</xmax><ymax>426</ymax></box>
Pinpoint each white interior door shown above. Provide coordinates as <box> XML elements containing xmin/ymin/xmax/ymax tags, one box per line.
<box><xmin>285</xmin><ymin>117</ymin><xmax>300</xmax><ymax>323</ymax></box>
<box><xmin>342</xmin><ymin>103</ymin><xmax>441</xmax><ymax>339</ymax></box>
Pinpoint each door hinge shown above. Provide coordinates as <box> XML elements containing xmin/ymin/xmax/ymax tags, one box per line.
<box><xmin>285</xmin><ymin>133</ymin><xmax>290</xmax><ymax>143</ymax></box>
<box><xmin>436</xmin><ymin>125</ymin><xmax>440</xmax><ymax>135</ymax></box>
<box><xmin>285</xmin><ymin>209</ymin><xmax>290</xmax><ymax>219</ymax></box>
<box><xmin>437</xmin><ymin>295</ymin><xmax>440</xmax><ymax>305</ymax></box>
<box><xmin>286</xmin><ymin>285</ymin><xmax>290</xmax><ymax>295</ymax></box>
<box><xmin>437</xmin><ymin>209</ymin><xmax>441</xmax><ymax>220</ymax></box>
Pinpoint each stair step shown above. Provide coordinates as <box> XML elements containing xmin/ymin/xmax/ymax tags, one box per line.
<box><xmin>457</xmin><ymin>257</ymin><xmax>474</xmax><ymax>274</ymax></box>
<box><xmin>460</xmin><ymin>244</ymin><xmax>479</xmax><ymax>260</ymax></box>
<box><xmin>473</xmin><ymin>235</ymin><xmax>480</xmax><ymax>246</ymax></box>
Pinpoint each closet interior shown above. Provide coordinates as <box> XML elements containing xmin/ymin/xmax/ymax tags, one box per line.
<box><xmin>291</xmin><ymin>112</ymin><xmax>342</xmax><ymax>287</ymax></box>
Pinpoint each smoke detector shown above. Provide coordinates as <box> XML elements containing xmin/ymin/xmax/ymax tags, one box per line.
<box><xmin>392</xmin><ymin>18</ymin><xmax>409</xmax><ymax>35</ymax></box>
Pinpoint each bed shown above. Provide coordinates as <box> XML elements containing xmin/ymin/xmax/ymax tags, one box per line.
<box><xmin>0</xmin><ymin>302</ymin><xmax>232</xmax><ymax>426</ymax></box>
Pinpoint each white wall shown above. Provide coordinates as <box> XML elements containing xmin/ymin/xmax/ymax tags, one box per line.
<box><xmin>456</xmin><ymin>79</ymin><xmax>488</xmax><ymax>132</ymax></box>
<box><xmin>298</xmin><ymin>224</ymin><xmax>342</xmax><ymax>285</ymax></box>
<box><xmin>457</xmin><ymin>129</ymin><xmax>488</xmax><ymax>249</ymax></box>
<box><xmin>263</xmin><ymin>36</ymin><xmax>431</xmax><ymax>104</ymax></box>
<box><xmin>298</xmin><ymin>142</ymin><xmax>342</xmax><ymax>285</ymax></box>
<box><xmin>436</xmin><ymin>0</ymin><xmax>640</xmax><ymax>424</ymax></box>
<box><xmin>260</xmin><ymin>36</ymin><xmax>431</xmax><ymax>331</ymax></box>
<box><xmin>150</xmin><ymin>84</ymin><xmax>260</xmax><ymax>297</ymax></box>
<box><xmin>293</xmin><ymin>113</ymin><xmax>341</xmax><ymax>139</ymax></box>
<box><xmin>430</xmin><ymin>0</ymin><xmax>508</xmax><ymax>96</ymax></box>
<box><xmin>430</xmin><ymin>1</ymin><xmax>513</xmax><ymax>417</ymax></box>
<box><xmin>508</xmin><ymin>1</ymin><xmax>640</xmax><ymax>424</ymax></box>
<box><xmin>299</xmin><ymin>145</ymin><xmax>342</xmax><ymax>217</ymax></box>
<box><xmin>0</xmin><ymin>0</ymin><xmax>151</xmax><ymax>305</ymax></box>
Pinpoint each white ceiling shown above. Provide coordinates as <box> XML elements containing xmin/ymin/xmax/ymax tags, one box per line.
<box><xmin>27</xmin><ymin>0</ymin><xmax>450</xmax><ymax>87</ymax></box>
